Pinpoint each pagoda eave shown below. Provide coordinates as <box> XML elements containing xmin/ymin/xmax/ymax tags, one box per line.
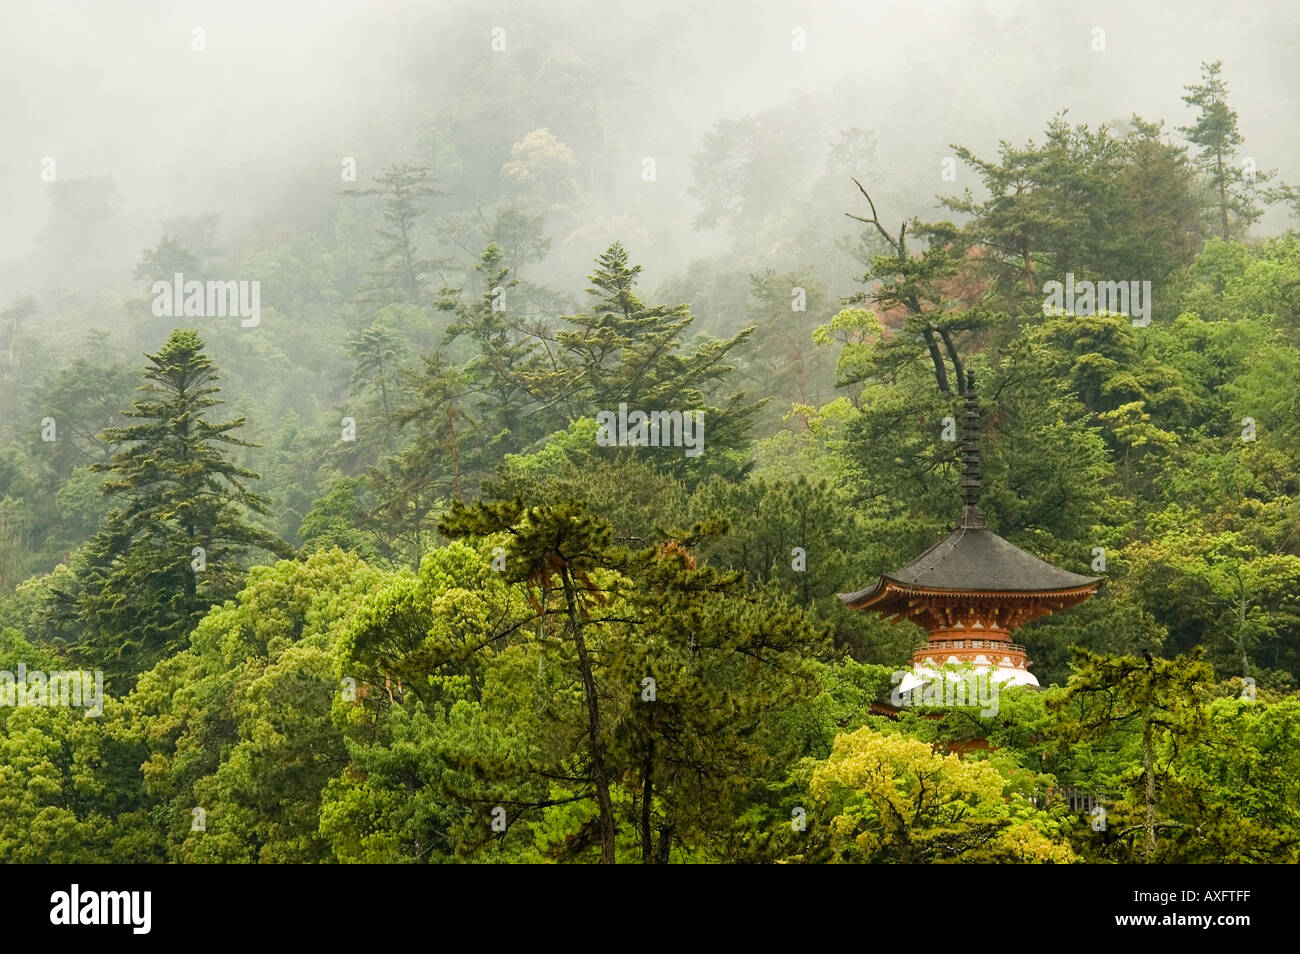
<box><xmin>840</xmin><ymin>579</ymin><xmax>1100</xmax><ymax>612</ymax></box>
<box><xmin>840</xmin><ymin>579</ymin><xmax>1101</xmax><ymax>634</ymax></box>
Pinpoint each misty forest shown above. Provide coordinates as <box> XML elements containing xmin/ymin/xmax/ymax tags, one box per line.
<box><xmin>2</xmin><ymin>1</ymin><xmax>1299</xmax><ymax>864</ymax></box>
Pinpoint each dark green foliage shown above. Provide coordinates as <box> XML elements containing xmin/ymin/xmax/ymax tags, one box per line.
<box><xmin>65</xmin><ymin>329</ymin><xmax>291</xmax><ymax>682</ymax></box>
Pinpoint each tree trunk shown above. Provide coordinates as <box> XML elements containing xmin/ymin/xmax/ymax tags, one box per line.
<box><xmin>1217</xmin><ymin>149</ymin><xmax>1230</xmax><ymax>240</ymax></box>
<box><xmin>1238</xmin><ymin>590</ymin><xmax>1250</xmax><ymax>679</ymax></box>
<box><xmin>938</xmin><ymin>328</ymin><xmax>965</xmax><ymax>390</ymax></box>
<box><xmin>640</xmin><ymin>739</ymin><xmax>654</xmax><ymax>864</ymax></box>
<box><xmin>1142</xmin><ymin>713</ymin><xmax>1157</xmax><ymax>861</ymax></box>
<box><xmin>562</xmin><ymin>566</ymin><xmax>617</xmax><ymax>863</ymax></box>
<box><xmin>655</xmin><ymin>820</ymin><xmax>673</xmax><ymax>864</ymax></box>
<box><xmin>921</xmin><ymin>329</ymin><xmax>950</xmax><ymax>393</ymax></box>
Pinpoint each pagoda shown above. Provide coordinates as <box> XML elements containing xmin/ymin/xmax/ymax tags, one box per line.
<box><xmin>839</xmin><ymin>373</ymin><xmax>1100</xmax><ymax>691</ymax></box>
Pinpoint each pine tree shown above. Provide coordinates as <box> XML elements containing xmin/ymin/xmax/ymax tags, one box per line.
<box><xmin>439</xmin><ymin>496</ymin><xmax>621</xmax><ymax>863</ymax></box>
<box><xmin>365</xmin><ymin>352</ymin><xmax>475</xmax><ymax>568</ymax></box>
<box><xmin>67</xmin><ymin>329</ymin><xmax>291</xmax><ymax>681</ymax></box>
<box><xmin>551</xmin><ymin>243</ymin><xmax>760</xmax><ymax>475</ymax></box>
<box><xmin>557</xmin><ymin>243</ymin><xmax>701</xmax><ymax>411</ymax></box>
<box><xmin>436</xmin><ymin>497</ymin><xmax>825</xmax><ymax>863</ymax></box>
<box><xmin>345</xmin><ymin>324</ymin><xmax>411</xmax><ymax>456</ymax></box>
<box><xmin>343</xmin><ymin>164</ymin><xmax>443</xmax><ymax>309</ymax></box>
<box><xmin>847</xmin><ymin>180</ymin><xmax>973</xmax><ymax>393</ymax></box>
<box><xmin>1179</xmin><ymin>61</ymin><xmax>1271</xmax><ymax>240</ymax></box>
<box><xmin>439</xmin><ymin>243</ymin><xmax>548</xmax><ymax>456</ymax></box>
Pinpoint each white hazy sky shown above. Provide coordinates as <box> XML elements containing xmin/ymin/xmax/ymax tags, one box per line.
<box><xmin>2</xmin><ymin>0</ymin><xmax>1297</xmax><ymax>263</ymax></box>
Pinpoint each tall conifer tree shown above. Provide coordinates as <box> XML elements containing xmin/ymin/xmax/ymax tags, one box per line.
<box><xmin>69</xmin><ymin>329</ymin><xmax>290</xmax><ymax>679</ymax></box>
<box><xmin>1179</xmin><ymin>61</ymin><xmax>1271</xmax><ymax>240</ymax></box>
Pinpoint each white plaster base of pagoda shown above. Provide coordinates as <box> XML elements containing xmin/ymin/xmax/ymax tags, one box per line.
<box><xmin>897</xmin><ymin>660</ymin><xmax>1040</xmax><ymax>695</ymax></box>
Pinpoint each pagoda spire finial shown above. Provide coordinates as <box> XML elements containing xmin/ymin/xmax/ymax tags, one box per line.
<box><xmin>959</xmin><ymin>370</ymin><xmax>985</xmax><ymax>529</ymax></box>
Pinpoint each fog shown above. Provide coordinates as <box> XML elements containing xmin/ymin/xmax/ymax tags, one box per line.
<box><xmin>3</xmin><ymin>0</ymin><xmax>1296</xmax><ymax>300</ymax></box>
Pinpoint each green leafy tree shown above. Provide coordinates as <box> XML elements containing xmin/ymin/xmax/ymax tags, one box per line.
<box><xmin>125</xmin><ymin>549</ymin><xmax>383</xmax><ymax>863</ymax></box>
<box><xmin>943</xmin><ymin>115</ymin><xmax>1204</xmax><ymax>312</ymax></box>
<box><xmin>364</xmin><ymin>353</ymin><xmax>475</xmax><ymax>568</ymax></box>
<box><xmin>1049</xmin><ymin>648</ymin><xmax>1216</xmax><ymax>862</ymax></box>
<box><xmin>804</xmin><ymin>725</ymin><xmax>1074</xmax><ymax>863</ymax></box>
<box><xmin>298</xmin><ymin>475</ymin><xmax>379</xmax><ymax>561</ymax></box>
<box><xmin>29</xmin><ymin>358</ymin><xmax>138</xmax><ymax>476</ymax></box>
<box><xmin>745</xmin><ymin>269</ymin><xmax>836</xmax><ymax>431</ymax></box>
<box><xmin>688</xmin><ymin>101</ymin><xmax>828</xmax><ymax>233</ymax></box>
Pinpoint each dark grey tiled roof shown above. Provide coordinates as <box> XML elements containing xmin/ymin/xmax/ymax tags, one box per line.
<box><xmin>839</xmin><ymin>527</ymin><xmax>1099</xmax><ymax>605</ymax></box>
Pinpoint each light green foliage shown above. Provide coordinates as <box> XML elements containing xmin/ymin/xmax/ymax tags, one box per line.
<box><xmin>125</xmin><ymin>549</ymin><xmax>382</xmax><ymax>863</ymax></box>
<box><xmin>804</xmin><ymin>726</ymin><xmax>1074</xmax><ymax>863</ymax></box>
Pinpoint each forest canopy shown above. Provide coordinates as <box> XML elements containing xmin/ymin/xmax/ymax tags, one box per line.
<box><xmin>1</xmin><ymin>4</ymin><xmax>1298</xmax><ymax>865</ymax></box>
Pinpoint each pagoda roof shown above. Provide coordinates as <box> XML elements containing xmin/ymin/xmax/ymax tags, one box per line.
<box><xmin>839</xmin><ymin>525</ymin><xmax>1100</xmax><ymax>609</ymax></box>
